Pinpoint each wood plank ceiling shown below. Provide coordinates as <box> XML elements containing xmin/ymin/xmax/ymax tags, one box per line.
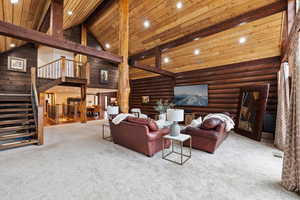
<box><xmin>0</xmin><ymin>0</ymin><xmax>104</xmax><ymax>52</ymax></box>
<box><xmin>87</xmin><ymin>0</ymin><xmax>284</xmax><ymax>79</ymax></box>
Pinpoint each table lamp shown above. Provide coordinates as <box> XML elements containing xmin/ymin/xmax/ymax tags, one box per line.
<box><xmin>167</xmin><ymin>109</ymin><xmax>184</xmax><ymax>136</ymax></box>
<box><xmin>107</xmin><ymin>106</ymin><xmax>119</xmax><ymax>120</ymax></box>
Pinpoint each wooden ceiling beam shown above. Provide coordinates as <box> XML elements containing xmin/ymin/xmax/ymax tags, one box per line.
<box><xmin>85</xmin><ymin>0</ymin><xmax>117</xmax><ymax>27</ymax></box>
<box><xmin>130</xmin><ymin>61</ymin><xmax>175</xmax><ymax>78</ymax></box>
<box><xmin>0</xmin><ymin>20</ymin><xmax>123</xmax><ymax>63</ymax></box>
<box><xmin>38</xmin><ymin>7</ymin><xmax>51</xmax><ymax>33</ymax></box>
<box><xmin>130</xmin><ymin>1</ymin><xmax>287</xmax><ymax>61</ymax></box>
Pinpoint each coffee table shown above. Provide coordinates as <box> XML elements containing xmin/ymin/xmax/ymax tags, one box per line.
<box><xmin>162</xmin><ymin>134</ymin><xmax>192</xmax><ymax>165</ymax></box>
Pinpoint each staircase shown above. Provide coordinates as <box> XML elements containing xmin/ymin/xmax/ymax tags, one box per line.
<box><xmin>0</xmin><ymin>94</ymin><xmax>39</xmax><ymax>150</ymax></box>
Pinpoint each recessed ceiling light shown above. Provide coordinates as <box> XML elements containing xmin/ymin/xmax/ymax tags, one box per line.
<box><xmin>194</xmin><ymin>49</ymin><xmax>200</xmax><ymax>55</ymax></box>
<box><xmin>239</xmin><ymin>37</ymin><xmax>247</xmax><ymax>44</ymax></box>
<box><xmin>105</xmin><ymin>43</ymin><xmax>111</xmax><ymax>49</ymax></box>
<box><xmin>176</xmin><ymin>1</ymin><xmax>183</xmax><ymax>9</ymax></box>
<box><xmin>67</xmin><ymin>10</ymin><xmax>73</xmax><ymax>16</ymax></box>
<box><xmin>10</xmin><ymin>0</ymin><xmax>18</xmax><ymax>4</ymax></box>
<box><xmin>164</xmin><ymin>57</ymin><xmax>170</xmax><ymax>63</ymax></box>
<box><xmin>10</xmin><ymin>43</ymin><xmax>16</xmax><ymax>48</ymax></box>
<box><xmin>194</xmin><ymin>37</ymin><xmax>200</xmax><ymax>41</ymax></box>
<box><xmin>143</xmin><ymin>20</ymin><xmax>150</xmax><ymax>28</ymax></box>
<box><xmin>239</xmin><ymin>22</ymin><xmax>247</xmax><ymax>26</ymax></box>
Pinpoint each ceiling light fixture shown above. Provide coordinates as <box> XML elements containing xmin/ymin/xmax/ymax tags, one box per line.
<box><xmin>176</xmin><ymin>1</ymin><xmax>183</xmax><ymax>9</ymax></box>
<box><xmin>239</xmin><ymin>37</ymin><xmax>247</xmax><ymax>44</ymax></box>
<box><xmin>194</xmin><ymin>37</ymin><xmax>200</xmax><ymax>41</ymax></box>
<box><xmin>194</xmin><ymin>49</ymin><xmax>200</xmax><ymax>55</ymax></box>
<box><xmin>164</xmin><ymin>57</ymin><xmax>170</xmax><ymax>63</ymax></box>
<box><xmin>143</xmin><ymin>20</ymin><xmax>150</xmax><ymax>28</ymax></box>
<box><xmin>10</xmin><ymin>0</ymin><xmax>18</xmax><ymax>4</ymax></box>
<box><xmin>67</xmin><ymin>10</ymin><xmax>73</xmax><ymax>16</ymax></box>
<box><xmin>105</xmin><ymin>43</ymin><xmax>111</xmax><ymax>49</ymax></box>
<box><xmin>10</xmin><ymin>43</ymin><xmax>16</xmax><ymax>48</ymax></box>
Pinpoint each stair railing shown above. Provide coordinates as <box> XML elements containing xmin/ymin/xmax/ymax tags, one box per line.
<box><xmin>37</xmin><ymin>56</ymin><xmax>88</xmax><ymax>81</ymax></box>
<box><xmin>31</xmin><ymin>67</ymin><xmax>44</xmax><ymax>145</ymax></box>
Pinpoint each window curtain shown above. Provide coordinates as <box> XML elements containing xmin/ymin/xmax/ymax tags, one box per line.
<box><xmin>281</xmin><ymin>33</ymin><xmax>300</xmax><ymax>193</ymax></box>
<box><xmin>274</xmin><ymin>62</ymin><xmax>290</xmax><ymax>151</ymax></box>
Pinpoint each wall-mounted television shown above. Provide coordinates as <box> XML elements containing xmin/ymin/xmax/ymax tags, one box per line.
<box><xmin>174</xmin><ymin>85</ymin><xmax>208</xmax><ymax>106</ymax></box>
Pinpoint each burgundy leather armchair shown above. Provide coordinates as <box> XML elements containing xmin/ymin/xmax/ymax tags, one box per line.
<box><xmin>109</xmin><ymin>117</ymin><xmax>170</xmax><ymax>157</ymax></box>
<box><xmin>181</xmin><ymin>118</ymin><xmax>228</xmax><ymax>153</ymax></box>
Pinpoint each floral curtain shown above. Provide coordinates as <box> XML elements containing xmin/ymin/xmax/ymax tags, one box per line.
<box><xmin>281</xmin><ymin>33</ymin><xmax>300</xmax><ymax>193</ymax></box>
<box><xmin>275</xmin><ymin>62</ymin><xmax>290</xmax><ymax>150</ymax></box>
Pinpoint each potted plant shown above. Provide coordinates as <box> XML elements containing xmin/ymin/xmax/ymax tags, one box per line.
<box><xmin>153</xmin><ymin>99</ymin><xmax>174</xmax><ymax>120</ymax></box>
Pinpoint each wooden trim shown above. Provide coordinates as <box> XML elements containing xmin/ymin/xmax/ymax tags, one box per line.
<box><xmin>130</xmin><ymin>61</ymin><xmax>176</xmax><ymax>78</ymax></box>
<box><xmin>0</xmin><ymin>20</ymin><xmax>123</xmax><ymax>63</ymax></box>
<box><xmin>130</xmin><ymin>1</ymin><xmax>287</xmax><ymax>60</ymax></box>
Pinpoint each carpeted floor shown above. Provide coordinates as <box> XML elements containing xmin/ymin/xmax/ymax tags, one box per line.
<box><xmin>0</xmin><ymin>120</ymin><xmax>298</xmax><ymax>200</ymax></box>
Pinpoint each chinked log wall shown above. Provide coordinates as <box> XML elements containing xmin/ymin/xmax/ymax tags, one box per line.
<box><xmin>130</xmin><ymin>56</ymin><xmax>280</xmax><ymax>120</ymax></box>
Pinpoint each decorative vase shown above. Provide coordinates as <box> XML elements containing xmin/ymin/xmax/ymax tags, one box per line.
<box><xmin>159</xmin><ymin>113</ymin><xmax>167</xmax><ymax>120</ymax></box>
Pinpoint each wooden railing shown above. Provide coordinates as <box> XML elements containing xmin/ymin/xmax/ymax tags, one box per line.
<box><xmin>31</xmin><ymin>68</ymin><xmax>44</xmax><ymax>145</ymax></box>
<box><xmin>37</xmin><ymin>56</ymin><xmax>88</xmax><ymax>81</ymax></box>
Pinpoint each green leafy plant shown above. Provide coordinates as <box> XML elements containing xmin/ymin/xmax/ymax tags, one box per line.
<box><xmin>153</xmin><ymin>99</ymin><xmax>175</xmax><ymax>114</ymax></box>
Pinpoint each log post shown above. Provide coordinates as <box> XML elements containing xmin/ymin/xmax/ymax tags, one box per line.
<box><xmin>60</xmin><ymin>56</ymin><xmax>66</xmax><ymax>81</ymax></box>
<box><xmin>118</xmin><ymin>0</ymin><xmax>130</xmax><ymax>113</ymax></box>
<box><xmin>37</xmin><ymin>106</ymin><xmax>44</xmax><ymax>145</ymax></box>
<box><xmin>80</xmin><ymin>84</ymin><xmax>87</xmax><ymax>123</ymax></box>
<box><xmin>49</xmin><ymin>0</ymin><xmax>64</xmax><ymax>39</ymax></box>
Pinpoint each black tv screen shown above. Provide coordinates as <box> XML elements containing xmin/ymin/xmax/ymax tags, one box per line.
<box><xmin>174</xmin><ymin>85</ymin><xmax>208</xmax><ymax>106</ymax></box>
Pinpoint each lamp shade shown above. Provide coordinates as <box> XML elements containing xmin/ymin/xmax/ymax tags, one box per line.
<box><xmin>107</xmin><ymin>106</ymin><xmax>119</xmax><ymax>115</ymax></box>
<box><xmin>167</xmin><ymin>109</ymin><xmax>184</xmax><ymax>122</ymax></box>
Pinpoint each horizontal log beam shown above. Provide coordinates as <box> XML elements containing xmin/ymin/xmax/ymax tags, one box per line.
<box><xmin>0</xmin><ymin>20</ymin><xmax>123</xmax><ymax>64</ymax></box>
<box><xmin>130</xmin><ymin>62</ymin><xmax>175</xmax><ymax>78</ymax></box>
<box><xmin>130</xmin><ymin>1</ymin><xmax>287</xmax><ymax>60</ymax></box>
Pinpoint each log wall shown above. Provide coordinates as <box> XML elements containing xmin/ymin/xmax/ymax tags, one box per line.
<box><xmin>130</xmin><ymin>56</ymin><xmax>280</xmax><ymax>121</ymax></box>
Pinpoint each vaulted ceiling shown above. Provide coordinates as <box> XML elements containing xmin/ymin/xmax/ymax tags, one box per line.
<box><xmin>87</xmin><ymin>0</ymin><xmax>285</xmax><ymax>79</ymax></box>
<box><xmin>0</xmin><ymin>0</ymin><xmax>285</xmax><ymax>80</ymax></box>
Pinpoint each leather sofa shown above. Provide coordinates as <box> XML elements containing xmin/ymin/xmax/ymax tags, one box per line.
<box><xmin>109</xmin><ymin>117</ymin><xmax>170</xmax><ymax>157</ymax></box>
<box><xmin>181</xmin><ymin>118</ymin><xmax>229</xmax><ymax>153</ymax></box>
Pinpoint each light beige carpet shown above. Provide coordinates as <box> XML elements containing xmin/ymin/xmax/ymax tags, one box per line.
<box><xmin>0</xmin><ymin>120</ymin><xmax>298</xmax><ymax>200</ymax></box>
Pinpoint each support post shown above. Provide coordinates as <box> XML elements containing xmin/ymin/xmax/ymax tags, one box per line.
<box><xmin>118</xmin><ymin>0</ymin><xmax>130</xmax><ymax>113</ymax></box>
<box><xmin>80</xmin><ymin>84</ymin><xmax>87</xmax><ymax>123</ymax></box>
<box><xmin>60</xmin><ymin>56</ymin><xmax>66</xmax><ymax>81</ymax></box>
<box><xmin>49</xmin><ymin>0</ymin><xmax>64</xmax><ymax>39</ymax></box>
<box><xmin>37</xmin><ymin>106</ymin><xmax>44</xmax><ymax>145</ymax></box>
<box><xmin>155</xmin><ymin>47</ymin><xmax>161</xmax><ymax>68</ymax></box>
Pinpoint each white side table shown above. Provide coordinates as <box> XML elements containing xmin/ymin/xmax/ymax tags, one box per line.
<box><xmin>102</xmin><ymin>121</ymin><xmax>112</xmax><ymax>141</ymax></box>
<box><xmin>162</xmin><ymin>134</ymin><xmax>192</xmax><ymax>165</ymax></box>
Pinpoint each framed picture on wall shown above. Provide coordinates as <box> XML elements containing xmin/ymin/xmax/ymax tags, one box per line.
<box><xmin>142</xmin><ymin>96</ymin><xmax>150</xmax><ymax>104</ymax></box>
<box><xmin>8</xmin><ymin>56</ymin><xmax>27</xmax><ymax>72</ymax></box>
<box><xmin>100</xmin><ymin>69</ymin><xmax>109</xmax><ymax>84</ymax></box>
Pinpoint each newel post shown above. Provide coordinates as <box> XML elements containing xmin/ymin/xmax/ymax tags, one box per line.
<box><xmin>61</xmin><ymin>56</ymin><xmax>66</xmax><ymax>81</ymax></box>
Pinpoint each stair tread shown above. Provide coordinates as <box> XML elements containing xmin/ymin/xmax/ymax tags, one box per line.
<box><xmin>0</xmin><ymin>108</ymin><xmax>32</xmax><ymax>112</ymax></box>
<box><xmin>0</xmin><ymin>104</ymin><xmax>32</xmax><ymax>107</ymax></box>
<box><xmin>0</xmin><ymin>113</ymin><xmax>33</xmax><ymax>119</ymax></box>
<box><xmin>0</xmin><ymin>119</ymin><xmax>35</xmax><ymax>125</ymax></box>
<box><xmin>0</xmin><ymin>125</ymin><xmax>35</xmax><ymax>133</ymax></box>
<box><xmin>0</xmin><ymin>139</ymin><xmax>38</xmax><ymax>150</ymax></box>
<box><xmin>0</xmin><ymin>132</ymin><xmax>35</xmax><ymax>140</ymax></box>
